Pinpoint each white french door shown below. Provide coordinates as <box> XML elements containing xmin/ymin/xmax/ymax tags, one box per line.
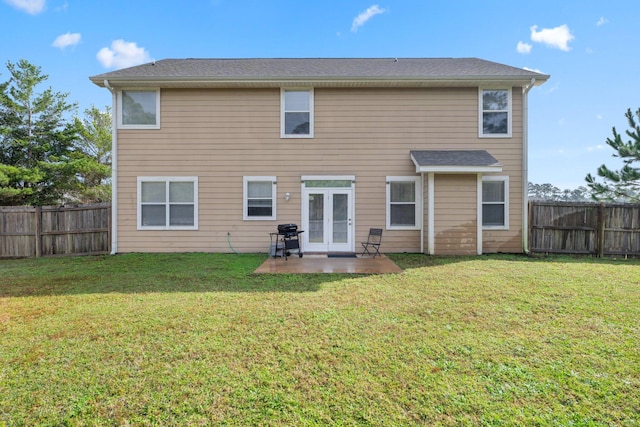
<box><xmin>302</xmin><ymin>187</ymin><xmax>353</xmax><ymax>253</ymax></box>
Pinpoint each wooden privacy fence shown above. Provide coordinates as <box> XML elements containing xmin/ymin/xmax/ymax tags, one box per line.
<box><xmin>2</xmin><ymin>201</ymin><xmax>638</xmax><ymax>258</ymax></box>
<box><xmin>529</xmin><ymin>201</ymin><xmax>640</xmax><ymax>257</ymax></box>
<box><xmin>0</xmin><ymin>204</ymin><xmax>111</xmax><ymax>258</ymax></box>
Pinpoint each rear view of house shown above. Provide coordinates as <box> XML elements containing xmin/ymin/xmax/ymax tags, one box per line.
<box><xmin>90</xmin><ymin>58</ymin><xmax>548</xmax><ymax>255</ymax></box>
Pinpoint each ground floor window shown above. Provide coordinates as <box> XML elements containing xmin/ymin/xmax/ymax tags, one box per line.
<box><xmin>137</xmin><ymin>176</ymin><xmax>198</xmax><ymax>230</ymax></box>
<box><xmin>243</xmin><ymin>176</ymin><xmax>276</xmax><ymax>220</ymax></box>
<box><xmin>482</xmin><ymin>176</ymin><xmax>509</xmax><ymax>229</ymax></box>
<box><xmin>386</xmin><ymin>176</ymin><xmax>421</xmax><ymax>230</ymax></box>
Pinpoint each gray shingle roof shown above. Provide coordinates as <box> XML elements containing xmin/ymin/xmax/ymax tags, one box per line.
<box><xmin>90</xmin><ymin>58</ymin><xmax>549</xmax><ymax>87</ymax></box>
<box><xmin>410</xmin><ymin>150</ymin><xmax>503</xmax><ymax>173</ymax></box>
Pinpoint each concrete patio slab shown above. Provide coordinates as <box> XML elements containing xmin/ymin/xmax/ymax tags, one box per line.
<box><xmin>254</xmin><ymin>254</ymin><xmax>403</xmax><ymax>274</ymax></box>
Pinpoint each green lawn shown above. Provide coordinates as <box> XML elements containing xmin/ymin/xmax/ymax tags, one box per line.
<box><xmin>1</xmin><ymin>253</ymin><xmax>639</xmax><ymax>426</ymax></box>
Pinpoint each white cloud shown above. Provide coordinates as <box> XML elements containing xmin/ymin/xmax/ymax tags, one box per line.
<box><xmin>97</xmin><ymin>39</ymin><xmax>151</xmax><ymax>69</ymax></box>
<box><xmin>530</xmin><ymin>24</ymin><xmax>574</xmax><ymax>51</ymax></box>
<box><xmin>596</xmin><ymin>16</ymin><xmax>609</xmax><ymax>26</ymax></box>
<box><xmin>517</xmin><ymin>41</ymin><xmax>532</xmax><ymax>54</ymax></box>
<box><xmin>351</xmin><ymin>4</ymin><xmax>387</xmax><ymax>32</ymax></box>
<box><xmin>596</xmin><ymin>114</ymin><xmax>603</xmax><ymax>120</ymax></box>
<box><xmin>56</xmin><ymin>1</ymin><xmax>68</xmax><ymax>12</ymax></box>
<box><xmin>586</xmin><ymin>47</ymin><xmax>594</xmax><ymax>54</ymax></box>
<box><xmin>587</xmin><ymin>144</ymin><xmax>605</xmax><ymax>152</ymax></box>
<box><xmin>4</xmin><ymin>0</ymin><xmax>45</xmax><ymax>14</ymax></box>
<box><xmin>52</xmin><ymin>32</ymin><xmax>80</xmax><ymax>49</ymax></box>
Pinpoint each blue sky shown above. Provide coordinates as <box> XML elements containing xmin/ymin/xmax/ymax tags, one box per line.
<box><xmin>2</xmin><ymin>0</ymin><xmax>638</xmax><ymax>189</ymax></box>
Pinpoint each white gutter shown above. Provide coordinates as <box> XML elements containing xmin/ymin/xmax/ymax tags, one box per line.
<box><xmin>104</xmin><ymin>80</ymin><xmax>118</xmax><ymax>255</ymax></box>
<box><xmin>89</xmin><ymin>76</ymin><xmax>546</xmax><ymax>90</ymax></box>
<box><xmin>522</xmin><ymin>78</ymin><xmax>535</xmax><ymax>254</ymax></box>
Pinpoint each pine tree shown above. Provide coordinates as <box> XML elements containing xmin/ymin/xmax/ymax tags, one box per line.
<box><xmin>0</xmin><ymin>59</ymin><xmax>78</xmax><ymax>205</ymax></box>
<box><xmin>586</xmin><ymin>108</ymin><xmax>640</xmax><ymax>201</ymax></box>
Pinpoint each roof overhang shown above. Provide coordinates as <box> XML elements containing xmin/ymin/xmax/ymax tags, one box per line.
<box><xmin>90</xmin><ymin>58</ymin><xmax>550</xmax><ymax>89</ymax></box>
<box><xmin>410</xmin><ymin>150</ymin><xmax>503</xmax><ymax>174</ymax></box>
<box><xmin>90</xmin><ymin>76</ymin><xmax>546</xmax><ymax>89</ymax></box>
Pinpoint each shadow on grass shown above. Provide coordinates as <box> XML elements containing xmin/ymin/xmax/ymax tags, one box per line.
<box><xmin>2</xmin><ymin>252</ymin><xmax>637</xmax><ymax>298</ymax></box>
<box><xmin>388</xmin><ymin>251</ymin><xmax>640</xmax><ymax>270</ymax></box>
<box><xmin>0</xmin><ymin>253</ymin><xmax>368</xmax><ymax>298</ymax></box>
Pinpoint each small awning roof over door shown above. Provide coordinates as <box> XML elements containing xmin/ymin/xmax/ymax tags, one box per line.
<box><xmin>410</xmin><ymin>150</ymin><xmax>502</xmax><ymax>173</ymax></box>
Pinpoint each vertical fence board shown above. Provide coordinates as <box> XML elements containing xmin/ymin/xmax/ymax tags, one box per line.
<box><xmin>3</xmin><ymin>201</ymin><xmax>638</xmax><ymax>258</ymax></box>
<box><xmin>0</xmin><ymin>204</ymin><xmax>111</xmax><ymax>258</ymax></box>
<box><xmin>529</xmin><ymin>201</ymin><xmax>640</xmax><ymax>257</ymax></box>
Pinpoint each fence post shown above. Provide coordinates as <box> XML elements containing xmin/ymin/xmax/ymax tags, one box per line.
<box><xmin>528</xmin><ymin>201</ymin><xmax>534</xmax><ymax>253</ymax></box>
<box><xmin>597</xmin><ymin>203</ymin><xmax>606</xmax><ymax>258</ymax></box>
<box><xmin>35</xmin><ymin>206</ymin><xmax>42</xmax><ymax>258</ymax></box>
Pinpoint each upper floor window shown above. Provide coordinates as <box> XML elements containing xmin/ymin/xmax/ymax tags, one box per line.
<box><xmin>479</xmin><ymin>88</ymin><xmax>511</xmax><ymax>138</ymax></box>
<box><xmin>386</xmin><ymin>176</ymin><xmax>421</xmax><ymax>230</ymax></box>
<box><xmin>118</xmin><ymin>89</ymin><xmax>160</xmax><ymax>129</ymax></box>
<box><xmin>281</xmin><ymin>89</ymin><xmax>313</xmax><ymax>138</ymax></box>
<box><xmin>482</xmin><ymin>176</ymin><xmax>509</xmax><ymax>229</ymax></box>
<box><xmin>137</xmin><ymin>176</ymin><xmax>198</xmax><ymax>230</ymax></box>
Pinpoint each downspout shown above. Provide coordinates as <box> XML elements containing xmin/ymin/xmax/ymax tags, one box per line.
<box><xmin>522</xmin><ymin>78</ymin><xmax>535</xmax><ymax>254</ymax></box>
<box><xmin>104</xmin><ymin>80</ymin><xmax>118</xmax><ymax>255</ymax></box>
<box><xmin>420</xmin><ymin>173</ymin><xmax>424</xmax><ymax>254</ymax></box>
<box><xmin>427</xmin><ymin>172</ymin><xmax>435</xmax><ymax>255</ymax></box>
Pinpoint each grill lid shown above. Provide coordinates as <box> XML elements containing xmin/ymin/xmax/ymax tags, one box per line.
<box><xmin>277</xmin><ymin>223</ymin><xmax>298</xmax><ymax>234</ymax></box>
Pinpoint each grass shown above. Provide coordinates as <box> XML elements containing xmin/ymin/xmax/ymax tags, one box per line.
<box><xmin>1</xmin><ymin>253</ymin><xmax>639</xmax><ymax>426</ymax></box>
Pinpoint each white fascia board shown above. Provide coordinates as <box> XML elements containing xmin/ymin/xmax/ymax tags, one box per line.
<box><xmin>90</xmin><ymin>75</ymin><xmax>549</xmax><ymax>89</ymax></box>
<box><xmin>413</xmin><ymin>165</ymin><xmax>503</xmax><ymax>174</ymax></box>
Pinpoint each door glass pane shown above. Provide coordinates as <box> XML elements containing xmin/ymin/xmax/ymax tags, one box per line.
<box><xmin>332</xmin><ymin>193</ymin><xmax>348</xmax><ymax>244</ymax></box>
<box><xmin>305</xmin><ymin>180</ymin><xmax>352</xmax><ymax>188</ymax></box>
<box><xmin>309</xmin><ymin>193</ymin><xmax>324</xmax><ymax>243</ymax></box>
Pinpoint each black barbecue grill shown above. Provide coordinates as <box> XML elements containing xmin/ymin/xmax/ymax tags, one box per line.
<box><xmin>270</xmin><ymin>223</ymin><xmax>304</xmax><ymax>259</ymax></box>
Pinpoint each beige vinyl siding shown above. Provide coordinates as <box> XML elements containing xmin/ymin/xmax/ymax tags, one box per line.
<box><xmin>433</xmin><ymin>175</ymin><xmax>478</xmax><ymax>255</ymax></box>
<box><xmin>115</xmin><ymin>87</ymin><xmax>524</xmax><ymax>254</ymax></box>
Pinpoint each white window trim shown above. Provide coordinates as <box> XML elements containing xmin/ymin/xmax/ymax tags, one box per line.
<box><xmin>243</xmin><ymin>176</ymin><xmax>277</xmax><ymax>221</ymax></box>
<box><xmin>386</xmin><ymin>176</ymin><xmax>422</xmax><ymax>230</ymax></box>
<box><xmin>482</xmin><ymin>175</ymin><xmax>509</xmax><ymax>230</ymax></box>
<box><xmin>280</xmin><ymin>88</ymin><xmax>314</xmax><ymax>138</ymax></box>
<box><xmin>118</xmin><ymin>89</ymin><xmax>161</xmax><ymax>130</ymax></box>
<box><xmin>478</xmin><ymin>88</ymin><xmax>512</xmax><ymax>138</ymax></box>
<box><xmin>137</xmin><ymin>176</ymin><xmax>198</xmax><ymax>230</ymax></box>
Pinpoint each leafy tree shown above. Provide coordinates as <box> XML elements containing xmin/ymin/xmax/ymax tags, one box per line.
<box><xmin>528</xmin><ymin>182</ymin><xmax>590</xmax><ymax>201</ymax></box>
<box><xmin>0</xmin><ymin>164</ymin><xmax>43</xmax><ymax>203</ymax></box>
<box><xmin>70</xmin><ymin>106</ymin><xmax>112</xmax><ymax>202</ymax></box>
<box><xmin>586</xmin><ymin>108</ymin><xmax>640</xmax><ymax>202</ymax></box>
<box><xmin>528</xmin><ymin>182</ymin><xmax>560</xmax><ymax>200</ymax></box>
<box><xmin>0</xmin><ymin>59</ymin><xmax>79</xmax><ymax>205</ymax></box>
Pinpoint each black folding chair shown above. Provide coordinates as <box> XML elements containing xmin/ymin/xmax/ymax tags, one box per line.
<box><xmin>361</xmin><ymin>228</ymin><xmax>383</xmax><ymax>258</ymax></box>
